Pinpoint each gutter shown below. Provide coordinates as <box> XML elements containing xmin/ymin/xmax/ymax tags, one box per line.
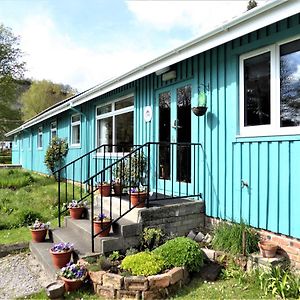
<box><xmin>5</xmin><ymin>0</ymin><xmax>292</xmax><ymax>137</ymax></box>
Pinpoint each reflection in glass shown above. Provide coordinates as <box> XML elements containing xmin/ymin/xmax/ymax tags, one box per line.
<box><xmin>244</xmin><ymin>52</ymin><xmax>270</xmax><ymax>126</ymax></box>
<box><xmin>115</xmin><ymin>111</ymin><xmax>133</xmax><ymax>152</ymax></box>
<box><xmin>159</xmin><ymin>92</ymin><xmax>170</xmax><ymax>179</ymax></box>
<box><xmin>115</xmin><ymin>97</ymin><xmax>134</xmax><ymax>110</ymax></box>
<box><xmin>97</xmin><ymin>117</ymin><xmax>112</xmax><ymax>152</ymax></box>
<box><xmin>177</xmin><ymin>85</ymin><xmax>191</xmax><ymax>183</ymax></box>
<box><xmin>280</xmin><ymin>39</ymin><xmax>300</xmax><ymax>127</ymax></box>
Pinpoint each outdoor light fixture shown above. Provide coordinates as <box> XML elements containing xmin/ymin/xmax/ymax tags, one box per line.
<box><xmin>162</xmin><ymin>70</ymin><xmax>176</xmax><ymax>81</ymax></box>
<box><xmin>155</xmin><ymin>66</ymin><xmax>171</xmax><ymax>76</ymax></box>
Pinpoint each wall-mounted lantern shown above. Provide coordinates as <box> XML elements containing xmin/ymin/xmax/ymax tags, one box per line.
<box><xmin>192</xmin><ymin>84</ymin><xmax>209</xmax><ymax>116</ymax></box>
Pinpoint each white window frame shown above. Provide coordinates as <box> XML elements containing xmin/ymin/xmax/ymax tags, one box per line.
<box><xmin>70</xmin><ymin>114</ymin><xmax>81</xmax><ymax>147</ymax></box>
<box><xmin>95</xmin><ymin>94</ymin><xmax>134</xmax><ymax>156</ymax></box>
<box><xmin>50</xmin><ymin>121</ymin><xmax>57</xmax><ymax>140</ymax></box>
<box><xmin>239</xmin><ymin>35</ymin><xmax>300</xmax><ymax>137</ymax></box>
<box><xmin>37</xmin><ymin>126</ymin><xmax>43</xmax><ymax>149</ymax></box>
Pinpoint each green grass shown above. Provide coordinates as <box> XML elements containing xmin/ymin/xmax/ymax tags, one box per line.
<box><xmin>0</xmin><ymin>169</ymin><xmax>85</xmax><ymax>243</ymax></box>
<box><xmin>171</xmin><ymin>276</ymin><xmax>268</xmax><ymax>299</ymax></box>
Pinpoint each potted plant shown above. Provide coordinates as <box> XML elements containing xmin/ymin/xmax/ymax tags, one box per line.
<box><xmin>98</xmin><ymin>181</ymin><xmax>111</xmax><ymax>197</ymax></box>
<box><xmin>192</xmin><ymin>90</ymin><xmax>208</xmax><ymax>116</ymax></box>
<box><xmin>93</xmin><ymin>213</ymin><xmax>113</xmax><ymax>237</ymax></box>
<box><xmin>66</xmin><ymin>200</ymin><xmax>87</xmax><ymax>219</ymax></box>
<box><xmin>50</xmin><ymin>242</ymin><xmax>74</xmax><ymax>269</ymax></box>
<box><xmin>59</xmin><ymin>262</ymin><xmax>87</xmax><ymax>292</ymax></box>
<box><xmin>29</xmin><ymin>219</ymin><xmax>50</xmax><ymax>242</ymax></box>
<box><xmin>258</xmin><ymin>240</ymin><xmax>278</xmax><ymax>258</ymax></box>
<box><xmin>129</xmin><ymin>186</ymin><xmax>148</xmax><ymax>208</ymax></box>
<box><xmin>112</xmin><ymin>178</ymin><xmax>123</xmax><ymax>196</ymax></box>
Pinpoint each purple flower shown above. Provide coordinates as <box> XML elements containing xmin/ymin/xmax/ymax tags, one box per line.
<box><xmin>51</xmin><ymin>242</ymin><xmax>74</xmax><ymax>253</ymax></box>
<box><xmin>59</xmin><ymin>262</ymin><xmax>87</xmax><ymax>280</ymax></box>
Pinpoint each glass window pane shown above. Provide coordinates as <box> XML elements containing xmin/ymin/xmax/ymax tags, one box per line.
<box><xmin>244</xmin><ymin>52</ymin><xmax>270</xmax><ymax>126</ymax></box>
<box><xmin>159</xmin><ymin>91</ymin><xmax>170</xmax><ymax>179</ymax></box>
<box><xmin>115</xmin><ymin>97</ymin><xmax>134</xmax><ymax>110</ymax></box>
<box><xmin>115</xmin><ymin>112</ymin><xmax>133</xmax><ymax>152</ymax></box>
<box><xmin>72</xmin><ymin>124</ymin><xmax>80</xmax><ymax>144</ymax></box>
<box><xmin>72</xmin><ymin>114</ymin><xmax>80</xmax><ymax>123</ymax></box>
<box><xmin>97</xmin><ymin>104</ymin><xmax>111</xmax><ymax>115</ymax></box>
<box><xmin>51</xmin><ymin>122</ymin><xmax>57</xmax><ymax>130</ymax></box>
<box><xmin>280</xmin><ymin>39</ymin><xmax>300</xmax><ymax>127</ymax></box>
<box><xmin>97</xmin><ymin>117</ymin><xmax>112</xmax><ymax>151</ymax></box>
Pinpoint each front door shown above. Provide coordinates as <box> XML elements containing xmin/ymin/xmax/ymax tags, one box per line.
<box><xmin>156</xmin><ymin>83</ymin><xmax>192</xmax><ymax>196</ymax></box>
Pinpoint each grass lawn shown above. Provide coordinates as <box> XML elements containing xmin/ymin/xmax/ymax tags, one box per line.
<box><xmin>0</xmin><ymin>169</ymin><xmax>84</xmax><ymax>244</ymax></box>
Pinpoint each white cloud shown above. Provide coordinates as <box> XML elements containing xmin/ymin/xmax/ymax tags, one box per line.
<box><xmin>126</xmin><ymin>0</ymin><xmax>267</xmax><ymax>35</ymax></box>
<box><xmin>17</xmin><ymin>15</ymin><xmax>161</xmax><ymax>92</ymax></box>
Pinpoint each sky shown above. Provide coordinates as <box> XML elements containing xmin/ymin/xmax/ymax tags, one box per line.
<box><xmin>0</xmin><ymin>0</ymin><xmax>268</xmax><ymax>92</ymax></box>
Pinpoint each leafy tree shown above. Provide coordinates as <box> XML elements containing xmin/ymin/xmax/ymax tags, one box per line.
<box><xmin>0</xmin><ymin>24</ymin><xmax>26</xmax><ymax>139</ymax></box>
<box><xmin>21</xmin><ymin>80</ymin><xmax>77</xmax><ymax>121</ymax></box>
<box><xmin>247</xmin><ymin>0</ymin><xmax>257</xmax><ymax>10</ymax></box>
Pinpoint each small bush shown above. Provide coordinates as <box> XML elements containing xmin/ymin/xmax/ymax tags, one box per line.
<box><xmin>141</xmin><ymin>227</ymin><xmax>164</xmax><ymax>251</ymax></box>
<box><xmin>121</xmin><ymin>252</ymin><xmax>164</xmax><ymax>276</ymax></box>
<box><xmin>153</xmin><ymin>237</ymin><xmax>204</xmax><ymax>272</ymax></box>
<box><xmin>18</xmin><ymin>209</ymin><xmax>43</xmax><ymax>227</ymax></box>
<box><xmin>211</xmin><ymin>221</ymin><xmax>259</xmax><ymax>255</ymax></box>
<box><xmin>0</xmin><ymin>169</ymin><xmax>34</xmax><ymax>189</ymax></box>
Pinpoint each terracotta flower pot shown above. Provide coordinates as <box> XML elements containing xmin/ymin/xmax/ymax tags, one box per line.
<box><xmin>258</xmin><ymin>241</ymin><xmax>278</xmax><ymax>258</ymax></box>
<box><xmin>69</xmin><ymin>207</ymin><xmax>85</xmax><ymax>219</ymax></box>
<box><xmin>93</xmin><ymin>220</ymin><xmax>112</xmax><ymax>237</ymax></box>
<box><xmin>50</xmin><ymin>250</ymin><xmax>72</xmax><ymax>269</ymax></box>
<box><xmin>130</xmin><ymin>192</ymin><xmax>147</xmax><ymax>208</ymax></box>
<box><xmin>61</xmin><ymin>276</ymin><xmax>84</xmax><ymax>292</ymax></box>
<box><xmin>113</xmin><ymin>183</ymin><xmax>123</xmax><ymax>196</ymax></box>
<box><xmin>98</xmin><ymin>184</ymin><xmax>111</xmax><ymax>197</ymax></box>
<box><xmin>30</xmin><ymin>228</ymin><xmax>47</xmax><ymax>243</ymax></box>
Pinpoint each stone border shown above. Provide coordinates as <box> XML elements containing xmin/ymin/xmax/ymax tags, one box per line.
<box><xmin>0</xmin><ymin>242</ymin><xmax>29</xmax><ymax>258</ymax></box>
<box><xmin>87</xmin><ymin>266</ymin><xmax>189</xmax><ymax>300</ymax></box>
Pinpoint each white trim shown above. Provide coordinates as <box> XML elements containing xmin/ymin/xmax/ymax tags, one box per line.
<box><xmin>95</xmin><ymin>95</ymin><xmax>134</xmax><ymax>152</ymax></box>
<box><xmin>6</xmin><ymin>0</ymin><xmax>299</xmax><ymax>137</ymax></box>
<box><xmin>239</xmin><ymin>36</ymin><xmax>300</xmax><ymax>137</ymax></box>
<box><xmin>70</xmin><ymin>114</ymin><xmax>81</xmax><ymax>147</ymax></box>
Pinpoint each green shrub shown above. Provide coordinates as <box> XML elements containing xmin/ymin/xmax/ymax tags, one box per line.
<box><xmin>259</xmin><ymin>266</ymin><xmax>300</xmax><ymax>299</ymax></box>
<box><xmin>141</xmin><ymin>227</ymin><xmax>164</xmax><ymax>251</ymax></box>
<box><xmin>121</xmin><ymin>252</ymin><xmax>164</xmax><ymax>276</ymax></box>
<box><xmin>44</xmin><ymin>137</ymin><xmax>68</xmax><ymax>178</ymax></box>
<box><xmin>153</xmin><ymin>237</ymin><xmax>204</xmax><ymax>272</ymax></box>
<box><xmin>211</xmin><ymin>221</ymin><xmax>259</xmax><ymax>255</ymax></box>
<box><xmin>0</xmin><ymin>169</ymin><xmax>34</xmax><ymax>189</ymax></box>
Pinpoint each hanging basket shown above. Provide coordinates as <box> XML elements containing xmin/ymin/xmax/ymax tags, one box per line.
<box><xmin>192</xmin><ymin>106</ymin><xmax>208</xmax><ymax>116</ymax></box>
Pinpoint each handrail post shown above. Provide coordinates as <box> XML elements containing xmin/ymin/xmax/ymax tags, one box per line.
<box><xmin>147</xmin><ymin>143</ymin><xmax>150</xmax><ymax>208</ymax></box>
<box><xmin>91</xmin><ymin>177</ymin><xmax>94</xmax><ymax>253</ymax></box>
<box><xmin>58</xmin><ymin>170</ymin><xmax>61</xmax><ymax>228</ymax></box>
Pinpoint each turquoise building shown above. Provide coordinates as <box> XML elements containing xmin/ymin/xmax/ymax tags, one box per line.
<box><xmin>7</xmin><ymin>1</ymin><xmax>300</xmax><ymax>240</ymax></box>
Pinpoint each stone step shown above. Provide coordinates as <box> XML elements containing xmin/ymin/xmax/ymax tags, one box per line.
<box><xmin>65</xmin><ymin>216</ymin><xmax>141</xmax><ymax>238</ymax></box>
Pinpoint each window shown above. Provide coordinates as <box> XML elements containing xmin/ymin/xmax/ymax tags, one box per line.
<box><xmin>37</xmin><ymin>127</ymin><xmax>43</xmax><ymax>149</ymax></box>
<box><xmin>96</xmin><ymin>95</ymin><xmax>134</xmax><ymax>153</ymax></box>
<box><xmin>50</xmin><ymin>121</ymin><xmax>57</xmax><ymax>140</ymax></box>
<box><xmin>71</xmin><ymin>114</ymin><xmax>81</xmax><ymax>146</ymax></box>
<box><xmin>240</xmin><ymin>36</ymin><xmax>300</xmax><ymax>136</ymax></box>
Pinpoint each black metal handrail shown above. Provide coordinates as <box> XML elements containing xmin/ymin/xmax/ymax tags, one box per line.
<box><xmin>82</xmin><ymin>142</ymin><xmax>203</xmax><ymax>252</ymax></box>
<box><xmin>56</xmin><ymin>143</ymin><xmax>137</xmax><ymax>227</ymax></box>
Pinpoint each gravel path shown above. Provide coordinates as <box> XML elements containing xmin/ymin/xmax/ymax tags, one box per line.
<box><xmin>0</xmin><ymin>252</ymin><xmax>50</xmax><ymax>299</ymax></box>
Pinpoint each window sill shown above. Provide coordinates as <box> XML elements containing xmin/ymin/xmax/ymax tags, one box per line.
<box><xmin>70</xmin><ymin>144</ymin><xmax>81</xmax><ymax>149</ymax></box>
<box><xmin>37</xmin><ymin>147</ymin><xmax>43</xmax><ymax>151</ymax></box>
<box><xmin>235</xmin><ymin>131</ymin><xmax>300</xmax><ymax>143</ymax></box>
<box><xmin>93</xmin><ymin>152</ymin><xmax>129</xmax><ymax>159</ymax></box>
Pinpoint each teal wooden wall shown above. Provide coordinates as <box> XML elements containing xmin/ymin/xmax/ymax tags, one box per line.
<box><xmin>13</xmin><ymin>13</ymin><xmax>300</xmax><ymax>238</ymax></box>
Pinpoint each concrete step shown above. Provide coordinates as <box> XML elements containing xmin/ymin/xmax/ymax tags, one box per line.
<box><xmin>91</xmin><ymin>195</ymin><xmax>146</xmax><ymax>223</ymax></box>
<box><xmin>65</xmin><ymin>216</ymin><xmax>141</xmax><ymax>238</ymax></box>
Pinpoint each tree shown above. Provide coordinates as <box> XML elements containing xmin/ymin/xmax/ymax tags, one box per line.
<box><xmin>21</xmin><ymin>80</ymin><xmax>77</xmax><ymax>121</ymax></box>
<box><xmin>247</xmin><ymin>0</ymin><xmax>257</xmax><ymax>10</ymax></box>
<box><xmin>0</xmin><ymin>24</ymin><xmax>26</xmax><ymax>139</ymax></box>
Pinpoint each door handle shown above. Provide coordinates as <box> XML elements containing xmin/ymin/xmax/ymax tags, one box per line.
<box><xmin>172</xmin><ymin>119</ymin><xmax>182</xmax><ymax>129</ymax></box>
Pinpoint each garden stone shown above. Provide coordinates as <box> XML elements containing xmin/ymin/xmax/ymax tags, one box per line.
<box><xmin>194</xmin><ymin>232</ymin><xmax>205</xmax><ymax>242</ymax></box>
<box><xmin>186</xmin><ymin>230</ymin><xmax>197</xmax><ymax>240</ymax></box>
<box><xmin>203</xmin><ymin>233</ymin><xmax>212</xmax><ymax>243</ymax></box>
<box><xmin>199</xmin><ymin>262</ymin><xmax>222</xmax><ymax>281</ymax></box>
